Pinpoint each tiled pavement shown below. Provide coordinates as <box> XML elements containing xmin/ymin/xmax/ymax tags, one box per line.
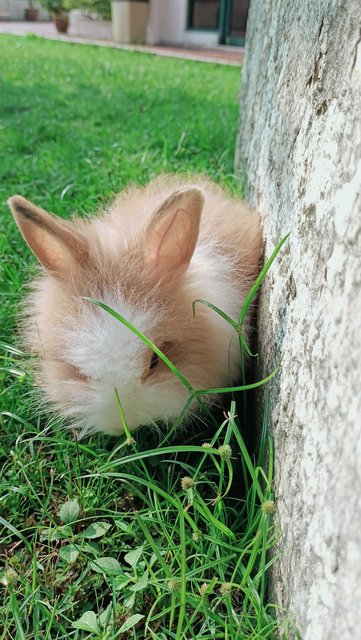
<box><xmin>0</xmin><ymin>20</ymin><xmax>244</xmax><ymax>66</ymax></box>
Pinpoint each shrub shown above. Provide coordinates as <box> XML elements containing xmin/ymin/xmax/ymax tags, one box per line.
<box><xmin>72</xmin><ymin>0</ymin><xmax>111</xmax><ymax>20</ymax></box>
<box><xmin>38</xmin><ymin>0</ymin><xmax>72</xmax><ymax>15</ymax></box>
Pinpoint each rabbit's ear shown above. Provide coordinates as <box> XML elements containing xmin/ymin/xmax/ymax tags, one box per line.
<box><xmin>8</xmin><ymin>196</ymin><xmax>89</xmax><ymax>277</ymax></box>
<box><xmin>143</xmin><ymin>187</ymin><xmax>204</xmax><ymax>278</ymax></box>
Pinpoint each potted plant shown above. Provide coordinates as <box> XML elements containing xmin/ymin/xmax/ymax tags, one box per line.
<box><xmin>25</xmin><ymin>0</ymin><xmax>39</xmax><ymax>21</ymax></box>
<box><xmin>38</xmin><ymin>0</ymin><xmax>72</xmax><ymax>33</ymax></box>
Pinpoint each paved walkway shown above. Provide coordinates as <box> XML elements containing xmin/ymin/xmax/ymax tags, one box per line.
<box><xmin>0</xmin><ymin>20</ymin><xmax>243</xmax><ymax>66</ymax></box>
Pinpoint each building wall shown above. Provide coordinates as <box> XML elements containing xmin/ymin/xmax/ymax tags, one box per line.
<box><xmin>147</xmin><ymin>0</ymin><xmax>219</xmax><ymax>46</ymax></box>
<box><xmin>236</xmin><ymin>0</ymin><xmax>361</xmax><ymax>638</ymax></box>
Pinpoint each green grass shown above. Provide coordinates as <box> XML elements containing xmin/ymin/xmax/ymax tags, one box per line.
<box><xmin>0</xmin><ymin>35</ymin><xmax>285</xmax><ymax>639</ymax></box>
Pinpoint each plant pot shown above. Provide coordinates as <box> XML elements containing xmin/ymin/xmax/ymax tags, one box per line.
<box><xmin>25</xmin><ymin>8</ymin><xmax>39</xmax><ymax>21</ymax></box>
<box><xmin>54</xmin><ymin>15</ymin><xmax>69</xmax><ymax>34</ymax></box>
<box><xmin>111</xmin><ymin>0</ymin><xmax>149</xmax><ymax>44</ymax></box>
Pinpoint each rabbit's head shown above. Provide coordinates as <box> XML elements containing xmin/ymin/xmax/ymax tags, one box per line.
<box><xmin>9</xmin><ymin>187</ymin><xmax>237</xmax><ymax>435</ymax></box>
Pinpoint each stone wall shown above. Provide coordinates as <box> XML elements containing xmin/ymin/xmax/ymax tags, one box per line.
<box><xmin>236</xmin><ymin>1</ymin><xmax>361</xmax><ymax>638</ymax></box>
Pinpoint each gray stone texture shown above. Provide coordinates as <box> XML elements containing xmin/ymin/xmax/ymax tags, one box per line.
<box><xmin>236</xmin><ymin>1</ymin><xmax>361</xmax><ymax>638</ymax></box>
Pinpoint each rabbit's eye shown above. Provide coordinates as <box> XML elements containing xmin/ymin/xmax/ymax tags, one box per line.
<box><xmin>142</xmin><ymin>342</ymin><xmax>175</xmax><ymax>382</ymax></box>
<box><xmin>66</xmin><ymin>363</ymin><xmax>90</xmax><ymax>383</ymax></box>
<box><xmin>149</xmin><ymin>352</ymin><xmax>160</xmax><ymax>370</ymax></box>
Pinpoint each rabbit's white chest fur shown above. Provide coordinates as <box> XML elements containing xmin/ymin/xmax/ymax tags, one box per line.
<box><xmin>9</xmin><ymin>174</ymin><xmax>262</xmax><ymax>435</ymax></box>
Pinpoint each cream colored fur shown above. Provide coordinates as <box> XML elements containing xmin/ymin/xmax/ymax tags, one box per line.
<box><xmin>8</xmin><ymin>175</ymin><xmax>262</xmax><ymax>435</ymax></box>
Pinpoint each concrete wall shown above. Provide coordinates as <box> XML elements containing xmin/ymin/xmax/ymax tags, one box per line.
<box><xmin>0</xmin><ymin>1</ymin><xmax>48</xmax><ymax>20</ymax></box>
<box><xmin>236</xmin><ymin>1</ymin><xmax>361</xmax><ymax>638</ymax></box>
<box><xmin>69</xmin><ymin>11</ymin><xmax>112</xmax><ymax>41</ymax></box>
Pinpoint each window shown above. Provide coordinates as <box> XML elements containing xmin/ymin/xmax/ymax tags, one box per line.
<box><xmin>188</xmin><ymin>0</ymin><xmax>221</xmax><ymax>31</ymax></box>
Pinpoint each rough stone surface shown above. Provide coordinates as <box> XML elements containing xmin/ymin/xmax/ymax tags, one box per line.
<box><xmin>236</xmin><ymin>1</ymin><xmax>361</xmax><ymax>638</ymax></box>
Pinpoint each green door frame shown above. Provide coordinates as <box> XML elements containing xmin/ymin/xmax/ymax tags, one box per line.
<box><xmin>219</xmin><ymin>0</ymin><xmax>247</xmax><ymax>46</ymax></box>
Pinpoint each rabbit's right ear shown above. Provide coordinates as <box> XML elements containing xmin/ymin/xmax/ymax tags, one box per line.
<box><xmin>8</xmin><ymin>196</ymin><xmax>89</xmax><ymax>278</ymax></box>
<box><xmin>142</xmin><ymin>187</ymin><xmax>204</xmax><ymax>279</ymax></box>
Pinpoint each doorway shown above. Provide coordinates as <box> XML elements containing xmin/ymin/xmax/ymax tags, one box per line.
<box><xmin>188</xmin><ymin>0</ymin><xmax>249</xmax><ymax>46</ymax></box>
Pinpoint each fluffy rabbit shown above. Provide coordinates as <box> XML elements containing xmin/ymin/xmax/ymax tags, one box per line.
<box><xmin>8</xmin><ymin>175</ymin><xmax>262</xmax><ymax>435</ymax></box>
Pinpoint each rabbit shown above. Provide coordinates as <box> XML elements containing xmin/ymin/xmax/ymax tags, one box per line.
<box><xmin>8</xmin><ymin>174</ymin><xmax>262</xmax><ymax>436</ymax></box>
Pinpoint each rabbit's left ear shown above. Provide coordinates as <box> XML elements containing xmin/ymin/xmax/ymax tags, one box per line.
<box><xmin>8</xmin><ymin>196</ymin><xmax>90</xmax><ymax>278</ymax></box>
<box><xmin>142</xmin><ymin>187</ymin><xmax>204</xmax><ymax>278</ymax></box>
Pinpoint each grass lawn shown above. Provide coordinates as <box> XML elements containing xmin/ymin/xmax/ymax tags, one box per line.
<box><xmin>0</xmin><ymin>35</ymin><xmax>283</xmax><ymax>639</ymax></box>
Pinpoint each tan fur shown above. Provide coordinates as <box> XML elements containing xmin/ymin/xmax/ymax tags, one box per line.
<box><xmin>8</xmin><ymin>174</ymin><xmax>262</xmax><ymax>434</ymax></box>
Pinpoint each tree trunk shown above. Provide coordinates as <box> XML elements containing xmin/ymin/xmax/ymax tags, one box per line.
<box><xmin>236</xmin><ymin>1</ymin><xmax>361</xmax><ymax>638</ymax></box>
